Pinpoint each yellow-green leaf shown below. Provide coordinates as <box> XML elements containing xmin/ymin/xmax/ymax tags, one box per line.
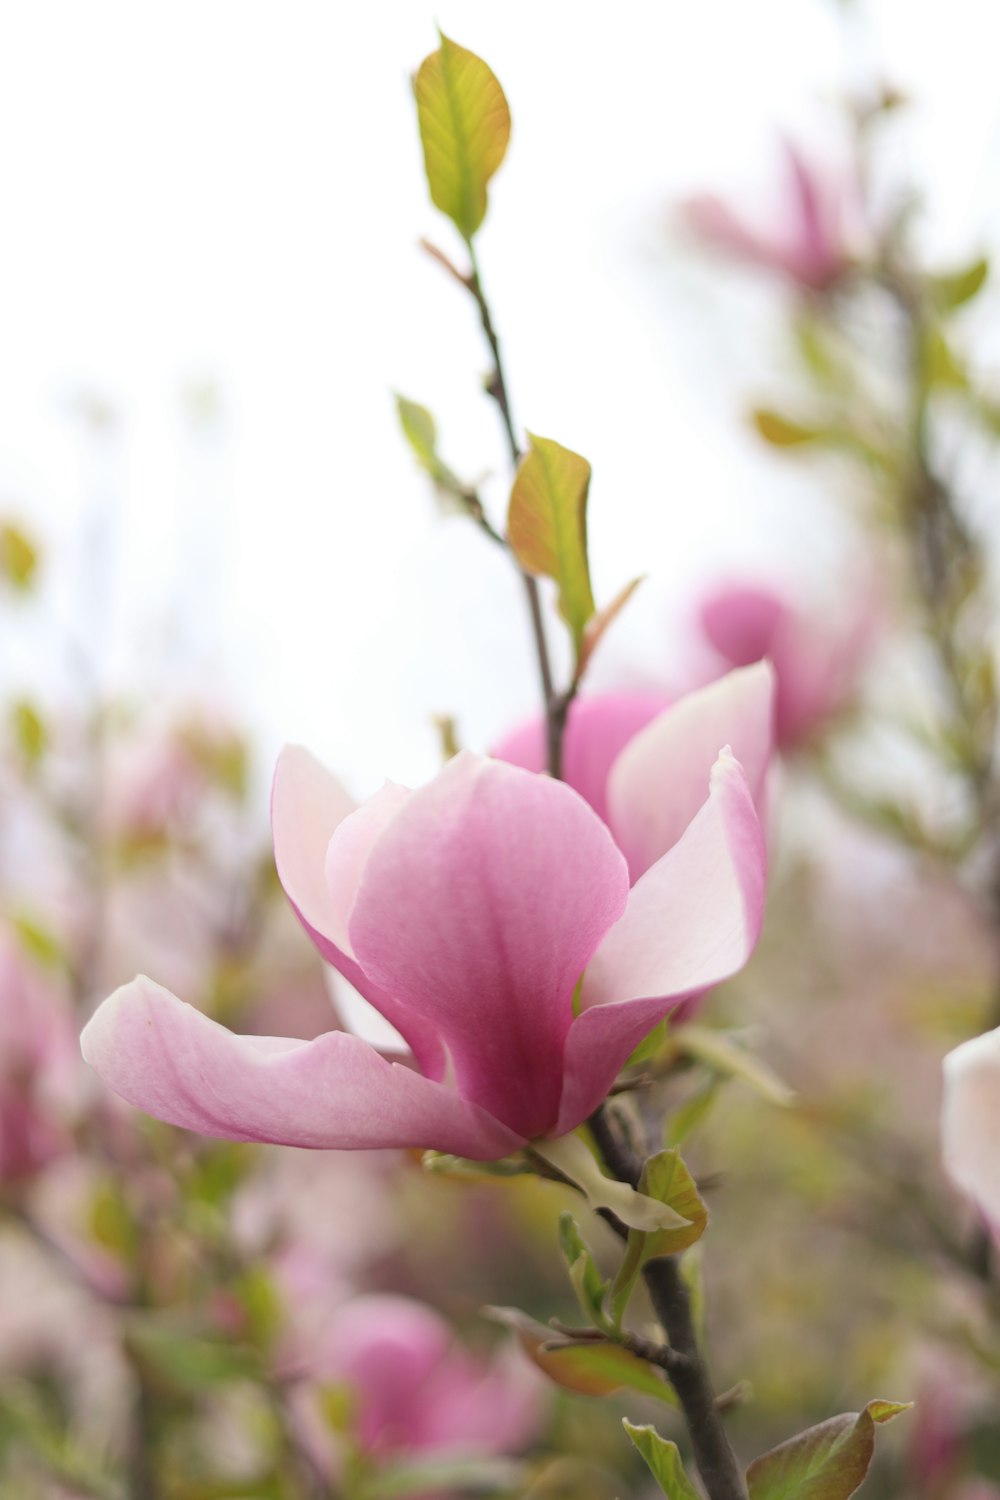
<box><xmin>560</xmin><ymin>1213</ymin><xmax>611</xmax><ymax>1331</ymax></box>
<box><xmin>414</xmin><ymin>34</ymin><xmax>510</xmax><ymax>240</ymax></box>
<box><xmin>0</xmin><ymin>521</ymin><xmax>38</xmax><ymax>590</ymax></box>
<box><xmin>623</xmin><ymin>1422</ymin><xmax>701</xmax><ymax>1500</ymax></box>
<box><xmin>485</xmin><ymin>1307</ymin><xmax>677</xmax><ymax>1406</ymax></box>
<box><xmin>507</xmin><ymin>433</ymin><xmax>596</xmax><ymax>650</ymax></box>
<box><xmin>931</xmin><ymin>257</ymin><xmax>988</xmax><ymax>311</ymax></box>
<box><xmin>10</xmin><ymin>699</ymin><xmax>47</xmax><ymax>765</ymax></box>
<box><xmin>674</xmin><ymin>1026</ymin><xmax>796</xmax><ymax>1108</ymax></box>
<box><xmin>752</xmin><ymin>410</ymin><xmax>827</xmax><ymax>448</ymax></box>
<box><xmin>746</xmin><ymin>1400</ymin><xmax>912</xmax><ymax>1500</ymax></box>
<box><xmin>609</xmin><ymin>1150</ymin><xmax>708</xmax><ymax>1324</ymax></box>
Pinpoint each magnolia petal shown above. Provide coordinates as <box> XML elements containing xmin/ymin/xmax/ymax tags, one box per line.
<box><xmin>271</xmin><ymin>744</ymin><xmax>356</xmax><ymax>943</ymax></box>
<box><xmin>492</xmin><ymin>693</ymin><xmax>669</xmax><ymax>825</ymax></box>
<box><xmin>346</xmin><ymin>753</ymin><xmax>629</xmax><ymax>1141</ymax></box>
<box><xmin>81</xmin><ymin>977</ymin><xmax>521</xmax><ymax>1159</ymax></box>
<box><xmin>607</xmin><ymin>661</ymin><xmax>774</xmax><ymax>879</ymax></box>
<box><xmin>272</xmin><ymin>746</ymin><xmax>445</xmax><ymax>1079</ymax></box>
<box><xmin>942</xmin><ymin>1027</ymin><xmax>1000</xmax><ymax>1226</ymax></box>
<box><xmin>555</xmin><ymin>752</ymin><xmax>766</xmax><ymax>1134</ymax></box>
<box><xmin>323</xmin><ymin>782</ymin><xmax>412</xmax><ymax>957</ymax></box>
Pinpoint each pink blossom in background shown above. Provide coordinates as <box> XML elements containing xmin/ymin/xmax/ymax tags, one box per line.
<box><xmin>494</xmin><ymin>662</ymin><xmax>773</xmax><ymax>881</ymax></box>
<box><xmin>293</xmin><ymin>1294</ymin><xmax>540</xmax><ymax>1485</ymax></box>
<box><xmin>942</xmin><ymin>1027</ymin><xmax>1000</xmax><ymax>1229</ymax></box>
<box><xmin>0</xmin><ymin>930</ymin><xmax>81</xmax><ymax>1183</ymax></box>
<box><xmin>81</xmin><ymin>668</ymin><xmax>770</xmax><ymax>1160</ymax></box>
<box><xmin>493</xmin><ymin>692</ymin><xmax>670</xmax><ymax>829</ymax></box>
<box><xmin>697</xmin><ymin>582</ymin><xmax>872</xmax><ymax>749</ymax></box>
<box><xmin>681</xmin><ymin>139</ymin><xmax>853</xmax><ymax>292</ymax></box>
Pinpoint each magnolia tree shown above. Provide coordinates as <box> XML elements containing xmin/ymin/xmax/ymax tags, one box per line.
<box><xmin>4</xmin><ymin>21</ymin><xmax>1000</xmax><ymax>1500</ymax></box>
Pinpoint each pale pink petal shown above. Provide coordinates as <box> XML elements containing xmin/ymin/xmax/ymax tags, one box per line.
<box><xmin>607</xmin><ymin>662</ymin><xmax>774</xmax><ymax>879</ymax></box>
<box><xmin>272</xmin><ymin>747</ymin><xmax>445</xmax><ymax>1078</ymax></box>
<box><xmin>682</xmin><ymin>193</ymin><xmax>786</xmax><ymax>272</ymax></box>
<box><xmin>492</xmin><ymin>693</ymin><xmax>669</xmax><ymax>824</ymax></box>
<box><xmin>942</xmin><ymin>1028</ymin><xmax>1000</xmax><ymax>1227</ymax></box>
<box><xmin>323</xmin><ymin>782</ymin><xmax>412</xmax><ymax>956</ymax></box>
<box><xmin>81</xmin><ymin>978</ymin><xmax>521</xmax><ymax>1159</ymax></box>
<box><xmin>783</xmin><ymin>139</ymin><xmax>844</xmax><ymax>288</ymax></box>
<box><xmin>345</xmin><ymin>753</ymin><xmax>629</xmax><ymax>1140</ymax></box>
<box><xmin>271</xmin><ymin>745</ymin><xmax>356</xmax><ymax>944</ymax></box>
<box><xmin>555</xmin><ymin>752</ymin><xmax>766</xmax><ymax>1134</ymax></box>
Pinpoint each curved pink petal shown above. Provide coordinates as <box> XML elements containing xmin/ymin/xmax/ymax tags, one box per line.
<box><xmin>323</xmin><ymin>782</ymin><xmax>412</xmax><ymax>956</ymax></box>
<box><xmin>272</xmin><ymin>746</ymin><xmax>444</xmax><ymax>1079</ymax></box>
<box><xmin>942</xmin><ymin>1027</ymin><xmax>1000</xmax><ymax>1228</ymax></box>
<box><xmin>607</xmin><ymin>662</ymin><xmax>774</xmax><ymax>880</ymax></box>
<box><xmin>81</xmin><ymin>978</ymin><xmax>521</xmax><ymax>1159</ymax></box>
<box><xmin>492</xmin><ymin>693</ymin><xmax>669</xmax><ymax>825</ymax></box>
<box><xmin>555</xmin><ymin>752</ymin><xmax>766</xmax><ymax>1134</ymax></box>
<box><xmin>345</xmin><ymin>753</ymin><xmax>629</xmax><ymax>1140</ymax></box>
<box><xmin>682</xmin><ymin>193</ymin><xmax>787</xmax><ymax>273</ymax></box>
<box><xmin>272</xmin><ymin>745</ymin><xmax>357</xmax><ymax>943</ymax></box>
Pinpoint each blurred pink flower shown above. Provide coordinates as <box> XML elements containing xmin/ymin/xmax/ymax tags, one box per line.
<box><xmin>697</xmin><ymin>582</ymin><xmax>871</xmax><ymax>749</ymax></box>
<box><xmin>681</xmin><ymin>140</ymin><xmax>852</xmax><ymax>292</ymax></box>
<box><xmin>82</xmin><ymin>680</ymin><xmax>768</xmax><ymax>1158</ymax></box>
<box><xmin>295</xmin><ymin>1294</ymin><xmax>540</xmax><ymax>1484</ymax></box>
<box><xmin>494</xmin><ymin>663</ymin><xmax>773</xmax><ymax>880</ymax></box>
<box><xmin>0</xmin><ymin>931</ymin><xmax>80</xmax><ymax>1183</ymax></box>
<box><xmin>942</xmin><ymin>1027</ymin><xmax>1000</xmax><ymax>1228</ymax></box>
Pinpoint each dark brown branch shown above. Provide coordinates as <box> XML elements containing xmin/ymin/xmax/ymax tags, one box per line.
<box><xmin>589</xmin><ymin>1105</ymin><xmax>747</xmax><ymax>1500</ymax></box>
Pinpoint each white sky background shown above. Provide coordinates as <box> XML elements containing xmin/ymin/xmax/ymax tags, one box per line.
<box><xmin>2</xmin><ymin>0</ymin><xmax>1000</xmax><ymax>798</ymax></box>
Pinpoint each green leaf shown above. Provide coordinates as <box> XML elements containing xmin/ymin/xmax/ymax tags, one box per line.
<box><xmin>395</xmin><ymin>394</ymin><xmax>458</xmax><ymax>492</ymax></box>
<box><xmin>931</xmin><ymin>256</ymin><xmax>988</xmax><ymax>311</ymax></box>
<box><xmin>751</xmin><ymin>410</ymin><xmax>827</xmax><ymax>448</ymax></box>
<box><xmin>746</xmin><ymin>1399</ymin><xmax>912</xmax><ymax>1500</ymax></box>
<box><xmin>0</xmin><ymin>522</ymin><xmax>38</xmax><ymax>590</ymax></box>
<box><xmin>126</xmin><ymin>1318</ymin><xmax>259</xmax><ymax>1392</ymax></box>
<box><xmin>89</xmin><ymin>1177</ymin><xmax>137</xmax><ymax>1258</ymax></box>
<box><xmin>673</xmin><ymin>1026</ymin><xmax>796</xmax><ymax>1107</ymax></box>
<box><xmin>9</xmin><ymin>912</ymin><xmax>66</xmax><ymax>971</ymax></box>
<box><xmin>507</xmin><ymin>433</ymin><xmax>596</xmax><ymax>650</ymax></box>
<box><xmin>609</xmin><ymin>1150</ymin><xmax>707</xmax><ymax>1325</ymax></box>
<box><xmin>9</xmin><ymin>699</ymin><xmax>47</xmax><ymax>764</ymax></box>
<box><xmin>414</xmin><ymin>33</ymin><xmax>510</xmax><ymax>240</ymax></box>
<box><xmin>533</xmin><ymin>1133</ymin><xmax>691</xmax><ymax>1233</ymax></box>
<box><xmin>396</xmin><ymin>393</ymin><xmax>437</xmax><ymax>464</ymax></box>
<box><xmin>485</xmin><ymin>1307</ymin><xmax>677</xmax><ymax>1406</ymax></box>
<box><xmin>623</xmin><ymin>1422</ymin><xmax>702</xmax><ymax>1500</ymax></box>
<box><xmin>559</xmin><ymin>1213</ymin><xmax>611</xmax><ymax>1330</ymax></box>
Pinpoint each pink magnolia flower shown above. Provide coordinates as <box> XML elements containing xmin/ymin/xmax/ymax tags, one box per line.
<box><xmin>493</xmin><ymin>663</ymin><xmax>773</xmax><ymax>881</ymax></box>
<box><xmin>942</xmin><ymin>1027</ymin><xmax>1000</xmax><ymax>1228</ymax></box>
<box><xmin>681</xmin><ymin>140</ymin><xmax>852</xmax><ymax>292</ymax></box>
<box><xmin>697</xmin><ymin>583</ymin><xmax>870</xmax><ymax>750</ymax></box>
<box><xmin>81</xmin><ymin>677</ymin><xmax>767</xmax><ymax>1159</ymax></box>
<box><xmin>294</xmin><ymin>1295</ymin><xmax>540</xmax><ymax>1485</ymax></box>
<box><xmin>0</xmin><ymin>931</ymin><xmax>80</xmax><ymax>1183</ymax></box>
